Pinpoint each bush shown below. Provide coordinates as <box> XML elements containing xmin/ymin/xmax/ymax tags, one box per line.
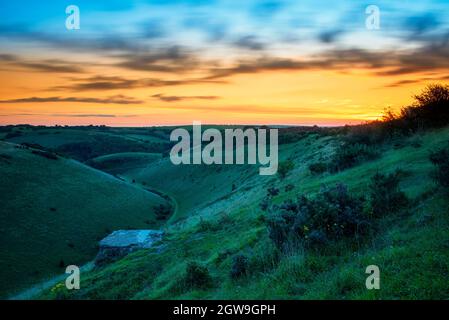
<box><xmin>338</xmin><ymin>84</ymin><xmax>449</xmax><ymax>147</ymax></box>
<box><xmin>344</xmin><ymin>122</ymin><xmax>390</xmax><ymax>145</ymax></box>
<box><xmin>183</xmin><ymin>262</ymin><xmax>212</xmax><ymax>289</ymax></box>
<box><xmin>230</xmin><ymin>254</ymin><xmax>248</xmax><ymax>279</ymax></box>
<box><xmin>369</xmin><ymin>171</ymin><xmax>408</xmax><ymax>217</ymax></box>
<box><xmin>278</xmin><ymin>160</ymin><xmax>294</xmax><ymax>179</ymax></box>
<box><xmin>430</xmin><ymin>147</ymin><xmax>449</xmax><ymax>190</ymax></box>
<box><xmin>266</xmin><ymin>184</ymin><xmax>370</xmax><ymax>250</ymax></box>
<box><xmin>330</xmin><ymin>143</ymin><xmax>380</xmax><ymax>172</ymax></box>
<box><xmin>260</xmin><ymin>198</ymin><xmax>270</xmax><ymax>211</ymax></box>
<box><xmin>248</xmin><ymin>239</ymin><xmax>280</xmax><ymax>274</ymax></box>
<box><xmin>309</xmin><ymin>162</ymin><xmax>327</xmax><ymax>175</ymax></box>
<box><xmin>401</xmin><ymin>84</ymin><xmax>449</xmax><ymax>130</ymax></box>
<box><xmin>198</xmin><ymin>217</ymin><xmax>219</xmax><ymax>232</ymax></box>
<box><xmin>267</xmin><ymin>187</ymin><xmax>280</xmax><ymax>197</ymax></box>
<box><xmin>285</xmin><ymin>184</ymin><xmax>295</xmax><ymax>192</ymax></box>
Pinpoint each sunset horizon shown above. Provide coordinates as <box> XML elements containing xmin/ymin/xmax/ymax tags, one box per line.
<box><xmin>1</xmin><ymin>1</ymin><xmax>448</xmax><ymax>127</ymax></box>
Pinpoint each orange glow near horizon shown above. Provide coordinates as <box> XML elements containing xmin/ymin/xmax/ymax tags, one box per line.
<box><xmin>1</xmin><ymin>65</ymin><xmax>443</xmax><ymax>127</ymax></box>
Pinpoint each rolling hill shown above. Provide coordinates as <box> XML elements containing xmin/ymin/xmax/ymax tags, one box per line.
<box><xmin>0</xmin><ymin>141</ymin><xmax>170</xmax><ymax>298</ymax></box>
<box><xmin>30</xmin><ymin>126</ymin><xmax>449</xmax><ymax>300</ymax></box>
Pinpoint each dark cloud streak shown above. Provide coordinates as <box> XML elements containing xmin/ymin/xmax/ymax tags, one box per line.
<box><xmin>151</xmin><ymin>94</ymin><xmax>219</xmax><ymax>102</ymax></box>
<box><xmin>0</xmin><ymin>95</ymin><xmax>144</xmax><ymax>105</ymax></box>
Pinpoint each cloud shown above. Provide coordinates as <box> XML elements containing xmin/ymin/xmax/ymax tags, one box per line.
<box><xmin>0</xmin><ymin>54</ymin><xmax>85</xmax><ymax>73</ymax></box>
<box><xmin>1</xmin><ymin>113</ymin><xmax>138</xmax><ymax>118</ymax></box>
<box><xmin>54</xmin><ymin>76</ymin><xmax>226</xmax><ymax>92</ymax></box>
<box><xmin>385</xmin><ymin>75</ymin><xmax>449</xmax><ymax>88</ymax></box>
<box><xmin>151</xmin><ymin>94</ymin><xmax>220</xmax><ymax>102</ymax></box>
<box><xmin>115</xmin><ymin>46</ymin><xmax>199</xmax><ymax>73</ymax></box>
<box><xmin>0</xmin><ymin>95</ymin><xmax>143</xmax><ymax>104</ymax></box>
<box><xmin>318</xmin><ymin>29</ymin><xmax>345</xmax><ymax>43</ymax></box>
<box><xmin>56</xmin><ymin>114</ymin><xmax>120</xmax><ymax>118</ymax></box>
<box><xmin>232</xmin><ymin>36</ymin><xmax>266</xmax><ymax>51</ymax></box>
<box><xmin>203</xmin><ymin>37</ymin><xmax>449</xmax><ymax>80</ymax></box>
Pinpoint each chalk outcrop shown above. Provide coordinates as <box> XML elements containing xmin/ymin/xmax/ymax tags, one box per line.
<box><xmin>95</xmin><ymin>230</ymin><xmax>163</xmax><ymax>266</ymax></box>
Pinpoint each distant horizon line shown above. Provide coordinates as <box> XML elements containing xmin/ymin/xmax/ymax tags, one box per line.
<box><xmin>0</xmin><ymin>122</ymin><xmax>367</xmax><ymax>129</ymax></box>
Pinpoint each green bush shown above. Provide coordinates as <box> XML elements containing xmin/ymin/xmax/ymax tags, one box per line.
<box><xmin>248</xmin><ymin>240</ymin><xmax>280</xmax><ymax>274</ymax></box>
<box><xmin>266</xmin><ymin>184</ymin><xmax>370</xmax><ymax>250</ymax></box>
<box><xmin>198</xmin><ymin>217</ymin><xmax>220</xmax><ymax>232</ymax></box>
<box><xmin>399</xmin><ymin>84</ymin><xmax>449</xmax><ymax>130</ymax></box>
<box><xmin>330</xmin><ymin>143</ymin><xmax>380</xmax><ymax>172</ymax></box>
<box><xmin>430</xmin><ymin>147</ymin><xmax>449</xmax><ymax>190</ymax></box>
<box><xmin>183</xmin><ymin>262</ymin><xmax>212</xmax><ymax>290</ymax></box>
<box><xmin>278</xmin><ymin>160</ymin><xmax>294</xmax><ymax>179</ymax></box>
<box><xmin>267</xmin><ymin>187</ymin><xmax>280</xmax><ymax>197</ymax></box>
<box><xmin>230</xmin><ymin>254</ymin><xmax>248</xmax><ymax>279</ymax></box>
<box><xmin>260</xmin><ymin>198</ymin><xmax>270</xmax><ymax>211</ymax></box>
<box><xmin>309</xmin><ymin>162</ymin><xmax>327</xmax><ymax>175</ymax></box>
<box><xmin>369</xmin><ymin>171</ymin><xmax>408</xmax><ymax>217</ymax></box>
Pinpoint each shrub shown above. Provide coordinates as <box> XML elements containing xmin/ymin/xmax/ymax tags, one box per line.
<box><xmin>402</xmin><ymin>84</ymin><xmax>449</xmax><ymax>129</ymax></box>
<box><xmin>330</xmin><ymin>143</ymin><xmax>380</xmax><ymax>172</ymax></box>
<box><xmin>278</xmin><ymin>160</ymin><xmax>294</xmax><ymax>179</ymax></box>
<box><xmin>345</xmin><ymin>121</ymin><xmax>390</xmax><ymax>145</ymax></box>
<box><xmin>267</xmin><ymin>187</ymin><xmax>280</xmax><ymax>197</ymax></box>
<box><xmin>309</xmin><ymin>162</ymin><xmax>327</xmax><ymax>175</ymax></box>
<box><xmin>285</xmin><ymin>184</ymin><xmax>295</xmax><ymax>192</ymax></box>
<box><xmin>266</xmin><ymin>209</ymin><xmax>294</xmax><ymax>250</ymax></box>
<box><xmin>429</xmin><ymin>147</ymin><xmax>449</xmax><ymax>190</ymax></box>
<box><xmin>183</xmin><ymin>262</ymin><xmax>212</xmax><ymax>289</ymax></box>
<box><xmin>369</xmin><ymin>171</ymin><xmax>408</xmax><ymax>217</ymax></box>
<box><xmin>266</xmin><ymin>184</ymin><xmax>370</xmax><ymax>250</ymax></box>
<box><xmin>248</xmin><ymin>239</ymin><xmax>280</xmax><ymax>274</ymax></box>
<box><xmin>198</xmin><ymin>217</ymin><xmax>218</xmax><ymax>231</ymax></box>
<box><xmin>230</xmin><ymin>254</ymin><xmax>248</xmax><ymax>279</ymax></box>
<box><xmin>260</xmin><ymin>198</ymin><xmax>270</xmax><ymax>211</ymax></box>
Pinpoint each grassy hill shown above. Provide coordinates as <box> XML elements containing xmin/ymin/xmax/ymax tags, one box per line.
<box><xmin>0</xmin><ymin>141</ymin><xmax>170</xmax><ymax>298</ymax></box>
<box><xmin>86</xmin><ymin>152</ymin><xmax>162</xmax><ymax>175</ymax></box>
<box><xmin>33</xmin><ymin>125</ymin><xmax>449</xmax><ymax>300</ymax></box>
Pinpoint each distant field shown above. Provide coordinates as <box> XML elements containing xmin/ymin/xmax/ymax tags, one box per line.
<box><xmin>1</xmin><ymin>126</ymin><xmax>173</xmax><ymax>162</ymax></box>
<box><xmin>0</xmin><ymin>141</ymin><xmax>169</xmax><ymax>298</ymax></box>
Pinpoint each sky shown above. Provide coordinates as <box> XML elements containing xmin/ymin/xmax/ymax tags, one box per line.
<box><xmin>0</xmin><ymin>0</ymin><xmax>448</xmax><ymax>126</ymax></box>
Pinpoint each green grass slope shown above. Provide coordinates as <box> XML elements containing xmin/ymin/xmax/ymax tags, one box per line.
<box><xmin>37</xmin><ymin>127</ymin><xmax>449</xmax><ymax>300</ymax></box>
<box><xmin>86</xmin><ymin>152</ymin><xmax>162</xmax><ymax>175</ymax></box>
<box><xmin>123</xmin><ymin>160</ymin><xmax>262</xmax><ymax>222</ymax></box>
<box><xmin>0</xmin><ymin>142</ymin><xmax>170</xmax><ymax>298</ymax></box>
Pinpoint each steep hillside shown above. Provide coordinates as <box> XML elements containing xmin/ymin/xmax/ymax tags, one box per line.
<box><xmin>36</xmin><ymin>127</ymin><xmax>449</xmax><ymax>300</ymax></box>
<box><xmin>0</xmin><ymin>142</ymin><xmax>170</xmax><ymax>298</ymax></box>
